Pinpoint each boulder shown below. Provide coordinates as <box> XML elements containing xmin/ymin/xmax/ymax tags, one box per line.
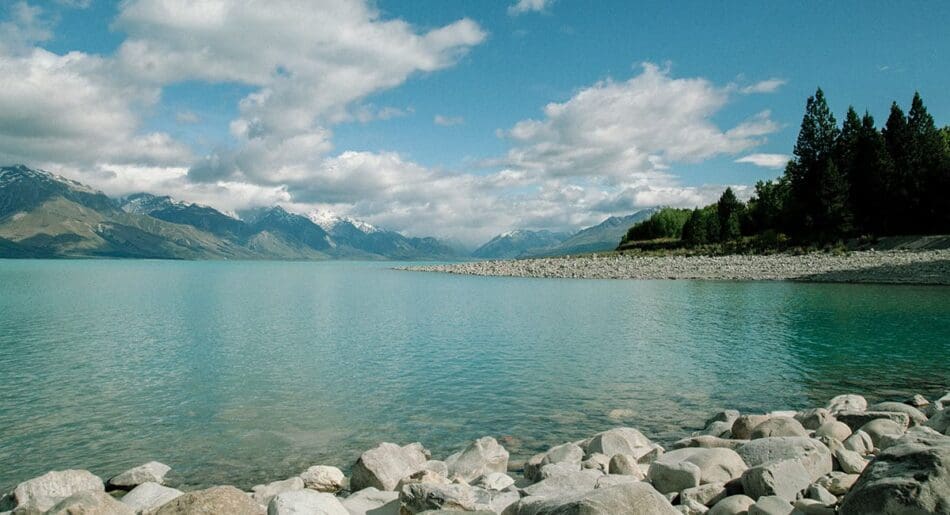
<box><xmin>607</xmin><ymin>454</ymin><xmax>644</xmax><ymax>478</ymax></box>
<box><xmin>925</xmin><ymin>407</ymin><xmax>950</xmax><ymax>435</ymax></box>
<box><xmin>804</xmin><ymin>484</ymin><xmax>836</xmax><ymax>506</ymax></box>
<box><xmin>731</xmin><ymin>416</ymin><xmax>772</xmax><ymax>441</ymax></box>
<box><xmin>700</xmin><ymin>411</ymin><xmax>741</xmax><ymax>438</ymax></box>
<box><xmin>736</xmin><ymin>437</ymin><xmax>832</xmax><ymax>482</ymax></box>
<box><xmin>740</xmin><ymin>460</ymin><xmax>810</xmax><ymax>501</ymax></box>
<box><xmin>300</xmin><ymin>466</ymin><xmax>346</xmax><ymax>493</ymax></box>
<box><xmin>826</xmin><ymin>395</ymin><xmax>867</xmax><ymax>415</ymax></box>
<box><xmin>794</xmin><ymin>409</ymin><xmax>832</xmax><ymax>431</ymax></box>
<box><xmin>108</xmin><ymin>462</ymin><xmax>172</xmax><ymax>490</ymax></box>
<box><xmin>839</xmin><ymin>438</ymin><xmax>950</xmax><ymax>514</ymax></box>
<box><xmin>648</xmin><ymin>448</ymin><xmax>747</xmax><ymax>494</ymax></box>
<box><xmin>523</xmin><ymin>443</ymin><xmax>583</xmax><ymax>482</ymax></box>
<box><xmin>791</xmin><ymin>499</ymin><xmax>834</xmax><ymax>515</ymax></box>
<box><xmin>399</xmin><ymin>483</ymin><xmax>476</xmax><ymax>514</ymax></box>
<box><xmin>747</xmin><ymin>496</ymin><xmax>793</xmax><ymax>515</ymax></box>
<box><xmin>121</xmin><ymin>482</ymin><xmax>184</xmax><ymax>514</ymax></box>
<box><xmin>351</xmin><ymin>442</ymin><xmax>429</xmax><ymax>492</ymax></box>
<box><xmin>678</xmin><ymin>497</ymin><xmax>710</xmax><ymax>514</ymax></box>
<box><xmin>445</xmin><ymin>437</ymin><xmax>509</xmax><ymax>483</ymax></box>
<box><xmin>267</xmin><ymin>489</ymin><xmax>348</xmax><ymax>515</ymax></box>
<box><xmin>815</xmin><ymin>472</ymin><xmax>858</xmax><ymax>496</ymax></box>
<box><xmin>935</xmin><ymin>392</ymin><xmax>950</xmax><ymax>411</ymax></box>
<box><xmin>473</xmin><ymin>487</ymin><xmax>520</xmax><ymax>513</ymax></box>
<box><xmin>154</xmin><ymin>486</ymin><xmax>264</xmax><ymax>515</ymax></box>
<box><xmin>673</xmin><ymin>436</ymin><xmax>747</xmax><ymax>451</ymax></box>
<box><xmin>396</xmin><ymin>470</ymin><xmax>451</xmax><ymax>492</ymax></box>
<box><xmin>841</xmin><ymin>430</ymin><xmax>873</xmax><ymax>455</ymax></box>
<box><xmin>680</xmin><ymin>482</ymin><xmax>727</xmax><ymax>507</ymax></box>
<box><xmin>585</xmin><ymin>428</ymin><xmax>655</xmax><ymax>461</ymax></box>
<box><xmin>707</xmin><ymin>495</ymin><xmax>755</xmax><ymax>515</ymax></box>
<box><xmin>503</xmin><ymin>482</ymin><xmax>679</xmax><ymax>515</ymax></box>
<box><xmin>868</xmin><ymin>402</ymin><xmax>927</xmax><ymax>426</ymax></box>
<box><xmin>749</xmin><ymin>418</ymin><xmax>807</xmax><ymax>439</ymax></box>
<box><xmin>814</xmin><ymin>421</ymin><xmax>851</xmax><ymax>443</ymax></box>
<box><xmin>251</xmin><ymin>477</ymin><xmax>305</xmax><ymax>505</ymax></box>
<box><xmin>12</xmin><ymin>469</ymin><xmax>105</xmax><ymax>513</ymax></box>
<box><xmin>341</xmin><ymin>487</ymin><xmax>399</xmax><ymax>515</ymax></box>
<box><xmin>833</xmin><ymin>448</ymin><xmax>867</xmax><ymax>474</ymax></box>
<box><xmin>836</xmin><ymin>411</ymin><xmax>909</xmax><ymax>432</ymax></box>
<box><xmin>906</xmin><ymin>394</ymin><xmax>930</xmax><ymax>408</ymax></box>
<box><xmin>425</xmin><ymin>461</ymin><xmax>449</xmax><ymax>478</ymax></box>
<box><xmin>858</xmin><ymin>419</ymin><xmax>905</xmax><ymax>447</ymax></box>
<box><xmin>580</xmin><ymin>453</ymin><xmax>610</xmax><ymax>472</ymax></box>
<box><xmin>519</xmin><ymin>470</ymin><xmax>603</xmax><ymax>498</ymax></box>
<box><xmin>538</xmin><ymin>462</ymin><xmax>581</xmax><ymax>480</ymax></box>
<box><xmin>593</xmin><ymin>474</ymin><xmax>641</xmax><ymax>489</ymax></box>
<box><xmin>47</xmin><ymin>490</ymin><xmax>135</xmax><ymax>515</ymax></box>
<box><xmin>474</xmin><ymin>472</ymin><xmax>514</xmax><ymax>492</ymax></box>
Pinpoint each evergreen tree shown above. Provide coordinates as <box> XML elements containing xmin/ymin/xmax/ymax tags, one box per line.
<box><xmin>717</xmin><ymin>187</ymin><xmax>744</xmax><ymax>241</ymax></box>
<box><xmin>681</xmin><ymin>208</ymin><xmax>708</xmax><ymax>246</ymax></box>
<box><xmin>883</xmin><ymin>102</ymin><xmax>913</xmax><ymax>232</ymax></box>
<box><xmin>906</xmin><ymin>92</ymin><xmax>949</xmax><ymax>232</ymax></box>
<box><xmin>787</xmin><ymin>88</ymin><xmax>839</xmax><ymax>237</ymax></box>
<box><xmin>815</xmin><ymin>159</ymin><xmax>852</xmax><ymax>240</ymax></box>
<box><xmin>746</xmin><ymin>178</ymin><xmax>789</xmax><ymax>234</ymax></box>
<box><xmin>849</xmin><ymin>113</ymin><xmax>893</xmax><ymax>234</ymax></box>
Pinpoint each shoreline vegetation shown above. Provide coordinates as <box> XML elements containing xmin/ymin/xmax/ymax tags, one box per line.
<box><xmin>2</xmin><ymin>392</ymin><xmax>948</xmax><ymax>514</ymax></box>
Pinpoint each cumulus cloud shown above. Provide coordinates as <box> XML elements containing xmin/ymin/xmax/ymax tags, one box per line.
<box><xmin>175</xmin><ymin>110</ymin><xmax>200</xmax><ymax>124</ymax></box>
<box><xmin>735</xmin><ymin>153</ymin><xmax>790</xmax><ymax>169</ymax></box>
<box><xmin>0</xmin><ymin>1</ymin><xmax>52</xmax><ymax>54</ymax></box>
<box><xmin>434</xmin><ymin>114</ymin><xmax>464</xmax><ymax>126</ymax></box>
<box><xmin>509</xmin><ymin>0</ymin><xmax>553</xmax><ymax>16</ymax></box>
<box><xmin>740</xmin><ymin>78</ymin><xmax>787</xmax><ymax>94</ymax></box>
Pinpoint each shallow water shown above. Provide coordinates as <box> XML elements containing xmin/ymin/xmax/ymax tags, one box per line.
<box><xmin>0</xmin><ymin>260</ymin><xmax>947</xmax><ymax>490</ymax></box>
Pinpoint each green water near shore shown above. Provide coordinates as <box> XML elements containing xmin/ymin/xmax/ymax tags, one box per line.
<box><xmin>0</xmin><ymin>260</ymin><xmax>947</xmax><ymax>490</ymax></box>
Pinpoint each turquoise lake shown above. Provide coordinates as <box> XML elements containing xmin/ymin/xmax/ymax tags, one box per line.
<box><xmin>0</xmin><ymin>260</ymin><xmax>948</xmax><ymax>491</ymax></box>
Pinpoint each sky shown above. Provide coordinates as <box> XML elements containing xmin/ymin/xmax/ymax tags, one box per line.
<box><xmin>0</xmin><ymin>0</ymin><xmax>947</xmax><ymax>245</ymax></box>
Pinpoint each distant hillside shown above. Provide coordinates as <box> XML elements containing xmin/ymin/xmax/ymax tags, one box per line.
<box><xmin>524</xmin><ymin>209</ymin><xmax>658</xmax><ymax>257</ymax></box>
<box><xmin>0</xmin><ymin>165</ymin><xmax>462</xmax><ymax>260</ymax></box>
<box><xmin>472</xmin><ymin>230</ymin><xmax>570</xmax><ymax>259</ymax></box>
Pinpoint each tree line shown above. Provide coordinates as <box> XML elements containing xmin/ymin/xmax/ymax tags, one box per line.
<box><xmin>621</xmin><ymin>89</ymin><xmax>950</xmax><ymax>249</ymax></box>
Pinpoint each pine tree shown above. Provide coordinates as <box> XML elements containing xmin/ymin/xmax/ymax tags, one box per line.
<box><xmin>682</xmin><ymin>208</ymin><xmax>708</xmax><ymax>246</ymax></box>
<box><xmin>849</xmin><ymin>113</ymin><xmax>893</xmax><ymax>234</ymax></box>
<box><xmin>786</xmin><ymin>88</ymin><xmax>839</xmax><ymax>238</ymax></box>
<box><xmin>883</xmin><ymin>102</ymin><xmax>913</xmax><ymax>233</ymax></box>
<box><xmin>717</xmin><ymin>187</ymin><xmax>744</xmax><ymax>241</ymax></box>
<box><xmin>816</xmin><ymin>159</ymin><xmax>852</xmax><ymax>240</ymax></box>
<box><xmin>906</xmin><ymin>92</ymin><xmax>948</xmax><ymax>232</ymax></box>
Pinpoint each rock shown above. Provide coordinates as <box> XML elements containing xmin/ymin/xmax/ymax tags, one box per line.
<box><xmin>12</xmin><ymin>470</ymin><xmax>105</xmax><ymax>513</ymax></box>
<box><xmin>804</xmin><ymin>484</ymin><xmax>837</xmax><ymax>506</ymax></box>
<box><xmin>934</xmin><ymin>392</ymin><xmax>950</xmax><ymax>411</ymax></box>
<box><xmin>833</xmin><ymin>448</ymin><xmax>867</xmax><ymax>474</ymax></box>
<box><xmin>814</xmin><ymin>472</ymin><xmax>858</xmax><ymax>496</ymax></box>
<box><xmin>673</xmin><ymin>436</ymin><xmax>747</xmax><ymax>451</ymax></box>
<box><xmin>700</xmin><ymin>411</ymin><xmax>741</xmax><ymax>438</ymax></box>
<box><xmin>154</xmin><ymin>486</ymin><xmax>264</xmax><ymax>515</ymax></box>
<box><xmin>538</xmin><ymin>462</ymin><xmax>580</xmax><ymax>480</ymax></box>
<box><xmin>108</xmin><ymin>462</ymin><xmax>172</xmax><ymax>490</ymax></box>
<box><xmin>473</xmin><ymin>487</ymin><xmax>520</xmax><ymax>513</ymax></box>
<box><xmin>680</xmin><ymin>482</ymin><xmax>727</xmax><ymax>507</ymax></box>
<box><xmin>858</xmin><ymin>419</ymin><xmax>905</xmax><ymax>447</ymax></box>
<box><xmin>740</xmin><ymin>459</ymin><xmax>810</xmax><ymax>502</ymax></box>
<box><xmin>791</xmin><ymin>499</ymin><xmax>835</xmax><ymax>515</ymax></box>
<box><xmin>121</xmin><ymin>482</ymin><xmax>184</xmax><ymax>514</ymax></box>
<box><xmin>300</xmin><ymin>466</ymin><xmax>346</xmax><ymax>493</ymax></box>
<box><xmin>794</xmin><ymin>409</ymin><xmax>832</xmax><ymax>431</ymax></box>
<box><xmin>747</xmin><ymin>496</ymin><xmax>793</xmax><ymax>515</ymax></box>
<box><xmin>749</xmin><ymin>418</ymin><xmax>807</xmax><ymax>439</ymax></box>
<box><xmin>841</xmin><ymin>430</ymin><xmax>873</xmax><ymax>455</ymax></box>
<box><xmin>396</xmin><ymin>470</ymin><xmax>452</xmax><ymax>492</ymax></box>
<box><xmin>503</xmin><ymin>482</ymin><xmax>679</xmax><ymax>515</ymax></box>
<box><xmin>868</xmin><ymin>402</ymin><xmax>928</xmax><ymax>426</ymax></box>
<box><xmin>580</xmin><ymin>453</ymin><xmax>610</xmax><ymax>472</ymax></box>
<box><xmin>593</xmin><ymin>475</ymin><xmax>640</xmax><ymax>489</ymax></box>
<box><xmin>925</xmin><ymin>406</ymin><xmax>950</xmax><ymax>435</ymax></box>
<box><xmin>47</xmin><ymin>490</ymin><xmax>135</xmax><ymax>515</ymax></box>
<box><xmin>523</xmin><ymin>443</ymin><xmax>584</xmax><ymax>482</ymax></box>
<box><xmin>267</xmin><ymin>489</ymin><xmax>348</xmax><ymax>515</ymax></box>
<box><xmin>519</xmin><ymin>470</ymin><xmax>603</xmax><ymax>498</ymax></box>
<box><xmin>708</xmin><ymin>495</ymin><xmax>755</xmax><ymax>515</ymax></box>
<box><xmin>474</xmin><ymin>472</ymin><xmax>514</xmax><ymax>492</ymax></box>
<box><xmin>399</xmin><ymin>483</ymin><xmax>476</xmax><ymax>514</ymax></box>
<box><xmin>648</xmin><ymin>448</ymin><xmax>747</xmax><ymax>494</ymax></box>
<box><xmin>736</xmin><ymin>437</ymin><xmax>832</xmax><ymax>482</ymax></box>
<box><xmin>608</xmin><ymin>454</ymin><xmax>644</xmax><ymax>478</ymax></box>
<box><xmin>826</xmin><ymin>395</ymin><xmax>867</xmax><ymax>415</ymax></box>
<box><xmin>678</xmin><ymin>497</ymin><xmax>710</xmax><ymax>514</ymax></box>
<box><xmin>341</xmin><ymin>487</ymin><xmax>399</xmax><ymax>515</ymax></box>
<box><xmin>252</xmin><ymin>477</ymin><xmax>305</xmax><ymax>505</ymax></box>
<box><xmin>839</xmin><ymin>437</ymin><xmax>950</xmax><ymax>514</ymax></box>
<box><xmin>836</xmin><ymin>411</ymin><xmax>909</xmax><ymax>432</ymax></box>
<box><xmin>351</xmin><ymin>442</ymin><xmax>429</xmax><ymax>492</ymax></box>
<box><xmin>650</xmin><ymin>459</ymin><xmax>702</xmax><ymax>494</ymax></box>
<box><xmin>731</xmin><ymin>416</ymin><xmax>772</xmax><ymax>440</ymax></box>
<box><xmin>906</xmin><ymin>394</ymin><xmax>930</xmax><ymax>408</ymax></box>
<box><xmin>607</xmin><ymin>408</ymin><xmax>637</xmax><ymax>421</ymax></box>
<box><xmin>585</xmin><ymin>427</ymin><xmax>655</xmax><ymax>461</ymax></box>
<box><xmin>445</xmin><ymin>437</ymin><xmax>509</xmax><ymax>483</ymax></box>
<box><xmin>425</xmin><ymin>461</ymin><xmax>449</xmax><ymax>478</ymax></box>
<box><xmin>814</xmin><ymin>421</ymin><xmax>851</xmax><ymax>443</ymax></box>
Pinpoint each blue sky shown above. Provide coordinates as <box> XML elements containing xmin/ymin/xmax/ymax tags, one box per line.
<box><xmin>0</xmin><ymin>0</ymin><xmax>947</xmax><ymax>244</ymax></box>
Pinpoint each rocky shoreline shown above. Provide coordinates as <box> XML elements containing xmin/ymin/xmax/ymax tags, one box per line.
<box><xmin>400</xmin><ymin>250</ymin><xmax>950</xmax><ymax>285</ymax></box>
<box><xmin>2</xmin><ymin>392</ymin><xmax>948</xmax><ymax>514</ymax></box>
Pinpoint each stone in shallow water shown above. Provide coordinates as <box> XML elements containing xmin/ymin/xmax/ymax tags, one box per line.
<box><xmin>350</xmin><ymin>442</ymin><xmax>429</xmax><ymax>492</ymax></box>
<box><xmin>12</xmin><ymin>469</ymin><xmax>105</xmax><ymax>513</ymax></box>
<box><xmin>749</xmin><ymin>418</ymin><xmax>807</xmax><ymax>439</ymax></box>
<box><xmin>154</xmin><ymin>486</ymin><xmax>264</xmax><ymax>515</ymax></box>
<box><xmin>826</xmin><ymin>395</ymin><xmax>867</xmax><ymax>415</ymax></box>
<box><xmin>251</xmin><ymin>477</ymin><xmax>304</xmax><ymax>505</ymax></box>
<box><xmin>46</xmin><ymin>490</ymin><xmax>135</xmax><ymax>515</ymax></box>
<box><xmin>794</xmin><ymin>409</ymin><xmax>832</xmax><ymax>431</ymax></box>
<box><xmin>300</xmin><ymin>465</ymin><xmax>345</xmax><ymax>493</ymax></box>
<box><xmin>731</xmin><ymin>416</ymin><xmax>772</xmax><ymax>440</ymax></box>
<box><xmin>585</xmin><ymin>427</ymin><xmax>655</xmax><ymax>461</ymax></box>
<box><xmin>445</xmin><ymin>437</ymin><xmax>509</xmax><ymax>483</ymax></box>
<box><xmin>108</xmin><ymin>462</ymin><xmax>172</xmax><ymax>490</ymax></box>
<box><xmin>523</xmin><ymin>443</ymin><xmax>583</xmax><ymax>482</ymax></box>
<box><xmin>121</xmin><ymin>482</ymin><xmax>183</xmax><ymax>513</ymax></box>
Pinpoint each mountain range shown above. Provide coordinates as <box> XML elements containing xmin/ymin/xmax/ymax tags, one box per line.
<box><xmin>0</xmin><ymin>164</ymin><xmax>657</xmax><ymax>260</ymax></box>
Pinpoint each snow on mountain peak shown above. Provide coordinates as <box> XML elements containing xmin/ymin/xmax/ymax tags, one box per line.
<box><xmin>307</xmin><ymin>209</ymin><xmax>379</xmax><ymax>234</ymax></box>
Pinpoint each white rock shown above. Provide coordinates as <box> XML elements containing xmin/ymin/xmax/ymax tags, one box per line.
<box><xmin>445</xmin><ymin>437</ymin><xmax>509</xmax><ymax>483</ymax></box>
<box><xmin>826</xmin><ymin>395</ymin><xmax>867</xmax><ymax>415</ymax></box>
<box><xmin>47</xmin><ymin>490</ymin><xmax>135</xmax><ymax>515</ymax></box>
<box><xmin>340</xmin><ymin>487</ymin><xmax>398</xmax><ymax>515</ymax></box>
<box><xmin>741</xmin><ymin>459</ymin><xmax>810</xmax><ymax>501</ymax></box>
<box><xmin>267</xmin><ymin>489</ymin><xmax>347</xmax><ymax>515</ymax></box>
<box><xmin>648</xmin><ymin>448</ymin><xmax>748</xmax><ymax>494</ymax></box>
<box><xmin>12</xmin><ymin>469</ymin><xmax>105</xmax><ymax>513</ymax></box>
<box><xmin>300</xmin><ymin>466</ymin><xmax>346</xmax><ymax>493</ymax></box>
<box><xmin>121</xmin><ymin>482</ymin><xmax>183</xmax><ymax>514</ymax></box>
<box><xmin>350</xmin><ymin>442</ymin><xmax>428</xmax><ymax>492</ymax></box>
<box><xmin>585</xmin><ymin>427</ymin><xmax>655</xmax><ymax>460</ymax></box>
<box><xmin>252</xmin><ymin>477</ymin><xmax>305</xmax><ymax>505</ymax></box>
<box><xmin>475</xmin><ymin>472</ymin><xmax>514</xmax><ymax>491</ymax></box>
<box><xmin>708</xmin><ymin>494</ymin><xmax>755</xmax><ymax>515</ymax></box>
<box><xmin>109</xmin><ymin>462</ymin><xmax>172</xmax><ymax>489</ymax></box>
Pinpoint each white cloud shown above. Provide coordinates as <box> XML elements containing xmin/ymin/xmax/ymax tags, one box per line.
<box><xmin>740</xmin><ymin>78</ymin><xmax>787</xmax><ymax>94</ymax></box>
<box><xmin>496</xmin><ymin>63</ymin><xmax>779</xmax><ymax>183</ymax></box>
<box><xmin>175</xmin><ymin>110</ymin><xmax>200</xmax><ymax>124</ymax></box>
<box><xmin>508</xmin><ymin>0</ymin><xmax>553</xmax><ymax>16</ymax></box>
<box><xmin>434</xmin><ymin>114</ymin><xmax>464</xmax><ymax>126</ymax></box>
<box><xmin>0</xmin><ymin>1</ymin><xmax>51</xmax><ymax>54</ymax></box>
<box><xmin>735</xmin><ymin>153</ymin><xmax>790</xmax><ymax>169</ymax></box>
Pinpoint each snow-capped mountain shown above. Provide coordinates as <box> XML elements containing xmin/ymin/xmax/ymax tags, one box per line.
<box><xmin>307</xmin><ymin>209</ymin><xmax>380</xmax><ymax>234</ymax></box>
<box><xmin>472</xmin><ymin>229</ymin><xmax>571</xmax><ymax>259</ymax></box>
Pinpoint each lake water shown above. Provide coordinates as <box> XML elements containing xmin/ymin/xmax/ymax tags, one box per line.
<box><xmin>0</xmin><ymin>260</ymin><xmax>948</xmax><ymax>491</ymax></box>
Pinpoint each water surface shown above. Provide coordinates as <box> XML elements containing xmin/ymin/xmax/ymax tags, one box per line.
<box><xmin>0</xmin><ymin>260</ymin><xmax>947</xmax><ymax>490</ymax></box>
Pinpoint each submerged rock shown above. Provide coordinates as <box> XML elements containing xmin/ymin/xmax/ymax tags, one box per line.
<box><xmin>108</xmin><ymin>462</ymin><xmax>172</xmax><ymax>490</ymax></box>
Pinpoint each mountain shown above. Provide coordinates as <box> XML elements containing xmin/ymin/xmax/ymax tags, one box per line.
<box><xmin>0</xmin><ymin>165</ymin><xmax>460</xmax><ymax>260</ymax></box>
<box><xmin>472</xmin><ymin>230</ymin><xmax>570</xmax><ymax>259</ymax></box>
